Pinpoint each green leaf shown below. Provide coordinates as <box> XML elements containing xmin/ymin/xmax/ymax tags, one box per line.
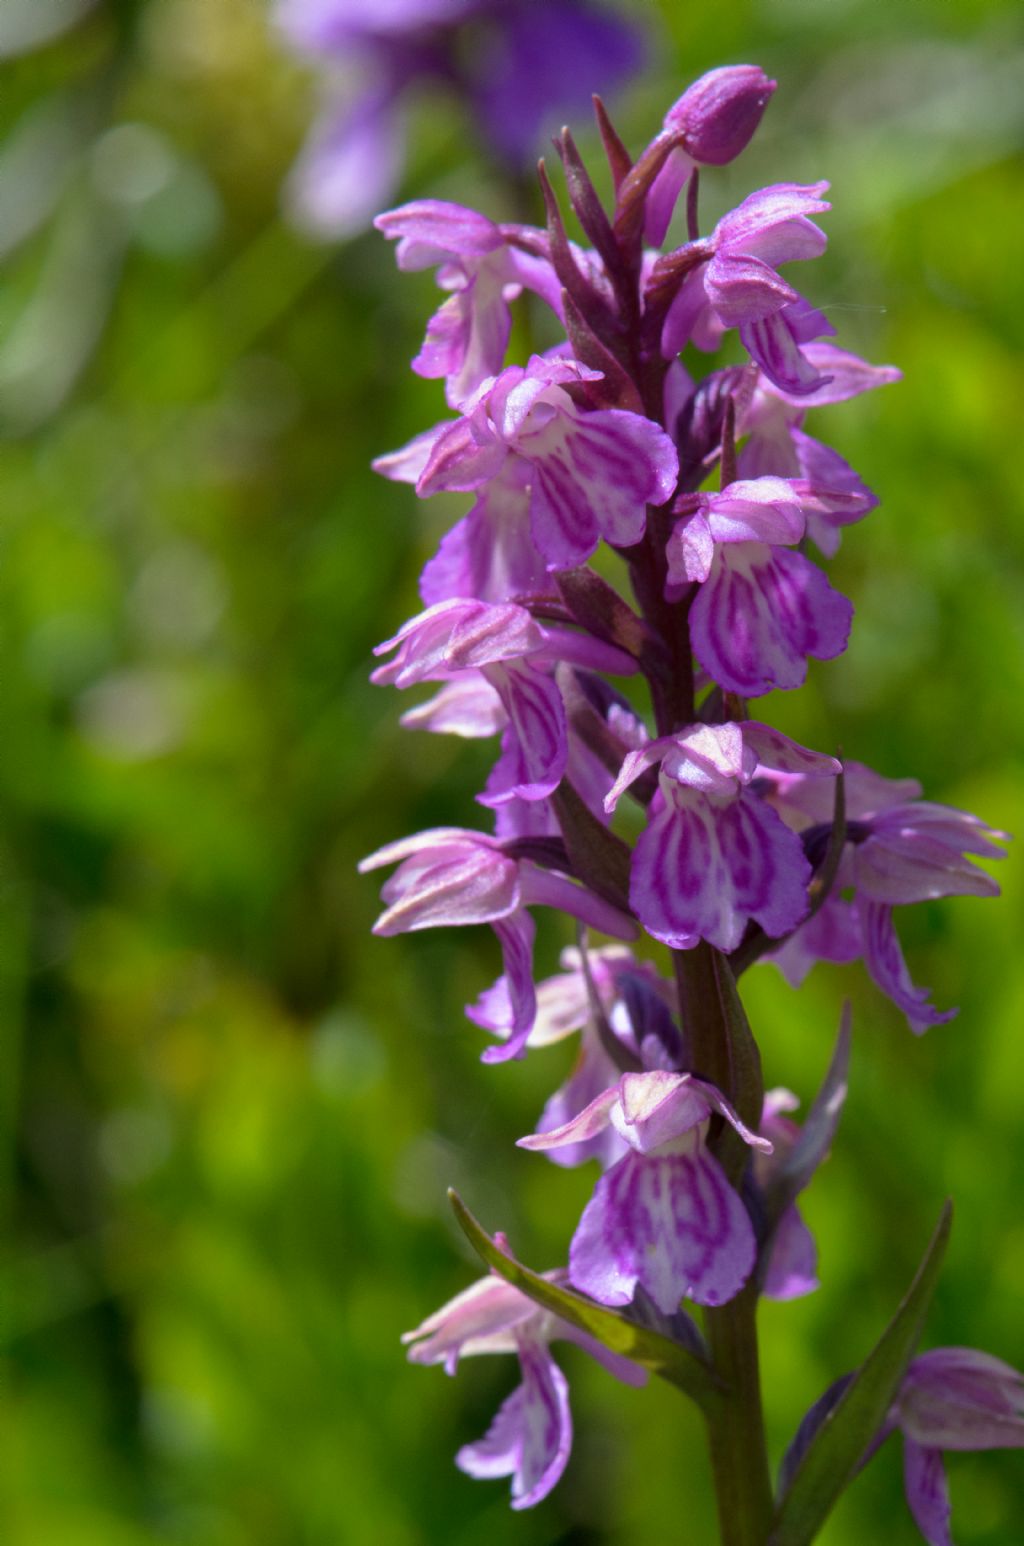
<box><xmin>448</xmin><ymin>1190</ymin><xmax>721</xmax><ymax>1409</ymax></box>
<box><xmin>710</xmin><ymin>949</ymin><xmax>764</xmax><ymax>1169</ymax></box>
<box><xmin>769</xmin><ymin>1200</ymin><xmax>953</xmax><ymax>1546</ymax></box>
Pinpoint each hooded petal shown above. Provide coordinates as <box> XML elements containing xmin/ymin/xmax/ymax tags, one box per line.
<box><xmin>898</xmin><ymin>1350</ymin><xmax>1024</xmax><ymax>1451</ymax></box>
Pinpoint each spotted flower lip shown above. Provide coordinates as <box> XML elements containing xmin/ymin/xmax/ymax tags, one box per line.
<box><xmin>371</xmin><ymin>596</ymin><xmax>635</xmax><ymax>805</ymax></box>
<box><xmin>605</xmin><ymin>721</ymin><xmax>839</xmax><ymax>953</ymax></box>
<box><xmin>519</xmin><ymin>1070</ymin><xmax>770</xmax><ymax>1313</ymax></box>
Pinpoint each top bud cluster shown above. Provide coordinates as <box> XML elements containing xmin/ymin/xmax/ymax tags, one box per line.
<box><xmin>365</xmin><ymin>65</ymin><xmax>1004</xmax><ymax>1043</ymax></box>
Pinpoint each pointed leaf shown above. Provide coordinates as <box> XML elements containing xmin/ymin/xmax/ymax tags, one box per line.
<box><xmin>768</xmin><ymin>1004</ymin><xmax>851</xmax><ymax>1217</ymax></box>
<box><xmin>709</xmin><ymin>950</ymin><xmax>764</xmax><ymax>1179</ymax></box>
<box><xmin>769</xmin><ymin>1201</ymin><xmax>953</xmax><ymax>1546</ymax></box>
<box><xmin>552</xmin><ymin>779</ymin><xmax>633</xmax><ymax>913</ymax></box>
<box><xmin>448</xmin><ymin>1190</ymin><xmax>720</xmax><ymax>1407</ymax></box>
<box><xmin>592</xmin><ymin>95</ymin><xmax>633</xmax><ymax>192</ymax></box>
<box><xmin>555</xmin><ymin>128</ymin><xmax>633</xmax><ymax>309</ymax></box>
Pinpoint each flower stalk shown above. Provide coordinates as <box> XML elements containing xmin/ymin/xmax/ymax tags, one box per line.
<box><xmin>361</xmin><ymin>60</ymin><xmax>1016</xmax><ymax>1544</ymax></box>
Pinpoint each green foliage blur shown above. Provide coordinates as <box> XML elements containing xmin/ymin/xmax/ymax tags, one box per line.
<box><xmin>1</xmin><ymin>2</ymin><xmax>1022</xmax><ymax>1542</ymax></box>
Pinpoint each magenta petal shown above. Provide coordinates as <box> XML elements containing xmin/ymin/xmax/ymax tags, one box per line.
<box><xmin>741</xmin><ymin>309</ymin><xmax>828</xmax><ymax>396</ymax></box>
<box><xmin>482</xmin><ymin>911</ymin><xmax>537</xmax><ymax>1062</ymax></box>
<box><xmin>762</xmin><ymin>1203</ymin><xmax>819</xmax><ymax>1300</ymax></box>
<box><xmin>629</xmin><ymin>792</ymin><xmax>721</xmax><ymax>950</ymax></box>
<box><xmin>478</xmin><ymin>663</ymin><xmax>566</xmax><ymax>805</ymax></box>
<box><xmin>419</xmin><ymin>464</ymin><xmax>549</xmax><ymax>605</ymax></box>
<box><xmin>569</xmin><ymin>1149</ymin><xmax>755</xmax><ymax>1313</ymax></box>
<box><xmin>902</xmin><ymin>1442</ymin><xmax>953</xmax><ymax>1546</ymax></box>
<box><xmin>862</xmin><ymin>902</ymin><xmax>956</xmax><ymax>1035</ymax></box>
<box><xmin>525</xmin><ymin>408</ymin><xmax>678</xmax><ymax>568</ymax></box>
<box><xmin>717</xmin><ymin>793</ymin><xmax>812</xmax><ymax>939</ymax></box>
<box><xmin>456</xmin><ymin>1338</ymin><xmax>572</xmax><ymax>1511</ymax></box>
<box><xmin>691</xmin><ymin>544</ymin><xmax>853</xmax><ymax>697</ymax></box>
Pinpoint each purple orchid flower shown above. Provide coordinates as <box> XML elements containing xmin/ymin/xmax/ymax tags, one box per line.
<box><xmin>373</xmin><ymin>428</ymin><xmax>553</xmax><ymax>605</ymax></box>
<box><xmin>765</xmin><ymin>763</ymin><xmax>1007</xmax><ymax>1032</ymax></box>
<box><xmin>416</xmin><ymin>355</ymin><xmax>680</xmax><ymax>570</ymax></box>
<box><xmin>359</xmin><ymin>827</ymin><xmax>636</xmax><ymax>1059</ymax></box>
<box><xmin>604</xmin><ymin>721</ymin><xmax>840</xmax><ymax>953</ymax></box>
<box><xmin>737</xmin><ymin>342</ymin><xmax>902</xmax><ymax>555</ymax></box>
<box><xmin>403</xmin><ymin>1261</ymin><xmax>646</xmax><ymax>1509</ymax></box>
<box><xmin>664</xmin><ymin>474</ymin><xmax>854</xmax><ymax>695</ymax></box>
<box><xmin>519</xmin><ymin>1070</ymin><xmax>771</xmax><ymax>1312</ymax></box>
<box><xmin>372</xmin><ymin>596</ymin><xmax>635</xmax><ymax>804</ymax></box>
<box><xmin>471</xmin><ymin>944</ymin><xmax>681</xmax><ymax>1166</ymax></box>
<box><xmin>644</xmin><ymin>65</ymin><xmax>778</xmax><ymax>244</ymax></box>
<box><xmin>891</xmin><ymin>1349</ymin><xmax>1024</xmax><ymax>1546</ymax></box>
<box><xmin>277</xmin><ymin>0</ymin><xmax>644</xmax><ymax>237</ymax></box>
<box><xmin>374</xmin><ymin>201</ymin><xmax>563</xmax><ymax>406</ymax></box>
<box><xmin>659</xmin><ymin>184</ymin><xmax>834</xmax><ymax>396</ymax></box>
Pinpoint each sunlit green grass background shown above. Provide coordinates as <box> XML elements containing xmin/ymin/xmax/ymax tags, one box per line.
<box><xmin>2</xmin><ymin>1</ymin><xmax>1022</xmax><ymax>1541</ymax></box>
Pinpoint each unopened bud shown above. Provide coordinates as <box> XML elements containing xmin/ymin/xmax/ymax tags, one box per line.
<box><xmin>666</xmin><ymin>65</ymin><xmax>776</xmax><ymax>166</ymax></box>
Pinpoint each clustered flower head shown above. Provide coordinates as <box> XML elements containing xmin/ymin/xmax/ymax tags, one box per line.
<box><xmin>360</xmin><ymin>61</ymin><xmax>1018</xmax><ymax>1538</ymax></box>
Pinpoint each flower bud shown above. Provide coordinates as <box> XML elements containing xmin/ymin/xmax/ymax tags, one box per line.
<box><xmin>666</xmin><ymin>65</ymin><xmax>776</xmax><ymax>166</ymax></box>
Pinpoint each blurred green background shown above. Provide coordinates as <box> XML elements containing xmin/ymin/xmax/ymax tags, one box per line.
<box><xmin>1</xmin><ymin>1</ymin><xmax>1022</xmax><ymax>1542</ymax></box>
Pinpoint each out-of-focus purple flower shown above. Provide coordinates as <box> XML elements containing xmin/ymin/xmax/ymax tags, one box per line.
<box><xmin>736</xmin><ymin>343</ymin><xmax>902</xmax><ymax>555</ymax></box>
<box><xmin>659</xmin><ymin>185</ymin><xmax>834</xmax><ymax>395</ymax></box>
<box><xmin>645</xmin><ymin>66</ymin><xmax>777</xmax><ymax>243</ymax></box>
<box><xmin>416</xmin><ymin>355</ymin><xmax>680</xmax><ymax>570</ymax></box>
<box><xmin>766</xmin><ymin>764</ymin><xmax>1007</xmax><ymax>1031</ymax></box>
<box><xmin>604</xmin><ymin>721</ymin><xmax>840</xmax><ymax>952</ymax></box>
<box><xmin>359</xmin><ymin>827</ymin><xmax>636</xmax><ymax>1059</ymax></box>
<box><xmin>520</xmin><ymin>1070</ymin><xmax>771</xmax><ymax>1312</ymax></box>
<box><xmin>404</xmin><ymin>1261</ymin><xmax>646</xmax><ymax>1509</ymax></box>
<box><xmin>892</xmin><ymin>1349</ymin><xmax>1024</xmax><ymax>1545</ymax></box>
<box><xmin>277</xmin><ymin>0</ymin><xmax>645</xmax><ymax>237</ymax></box>
<box><xmin>375</xmin><ymin>201</ymin><xmax>562</xmax><ymax>406</ymax></box>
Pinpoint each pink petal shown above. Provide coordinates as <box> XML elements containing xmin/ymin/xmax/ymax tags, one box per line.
<box><xmin>690</xmin><ymin>544</ymin><xmax>853</xmax><ymax>697</ymax></box>
<box><xmin>456</xmin><ymin>1338</ymin><xmax>572</xmax><ymax>1510</ymax></box>
<box><xmin>862</xmin><ymin>901</ymin><xmax>956</xmax><ymax>1035</ymax></box>
<box><xmin>569</xmin><ymin>1149</ymin><xmax>756</xmax><ymax>1313</ymax></box>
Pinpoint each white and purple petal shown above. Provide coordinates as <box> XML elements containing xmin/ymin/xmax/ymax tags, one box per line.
<box><xmin>568</xmin><ymin>1149</ymin><xmax>756</xmax><ymax>1312</ymax></box>
<box><xmin>456</xmin><ymin>1336</ymin><xmax>572</xmax><ymax>1510</ymax></box>
<box><xmin>861</xmin><ymin>901</ymin><xmax>955</xmax><ymax>1035</ymax></box>
<box><xmin>690</xmin><ymin>544</ymin><xmax>853</xmax><ymax>697</ymax></box>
